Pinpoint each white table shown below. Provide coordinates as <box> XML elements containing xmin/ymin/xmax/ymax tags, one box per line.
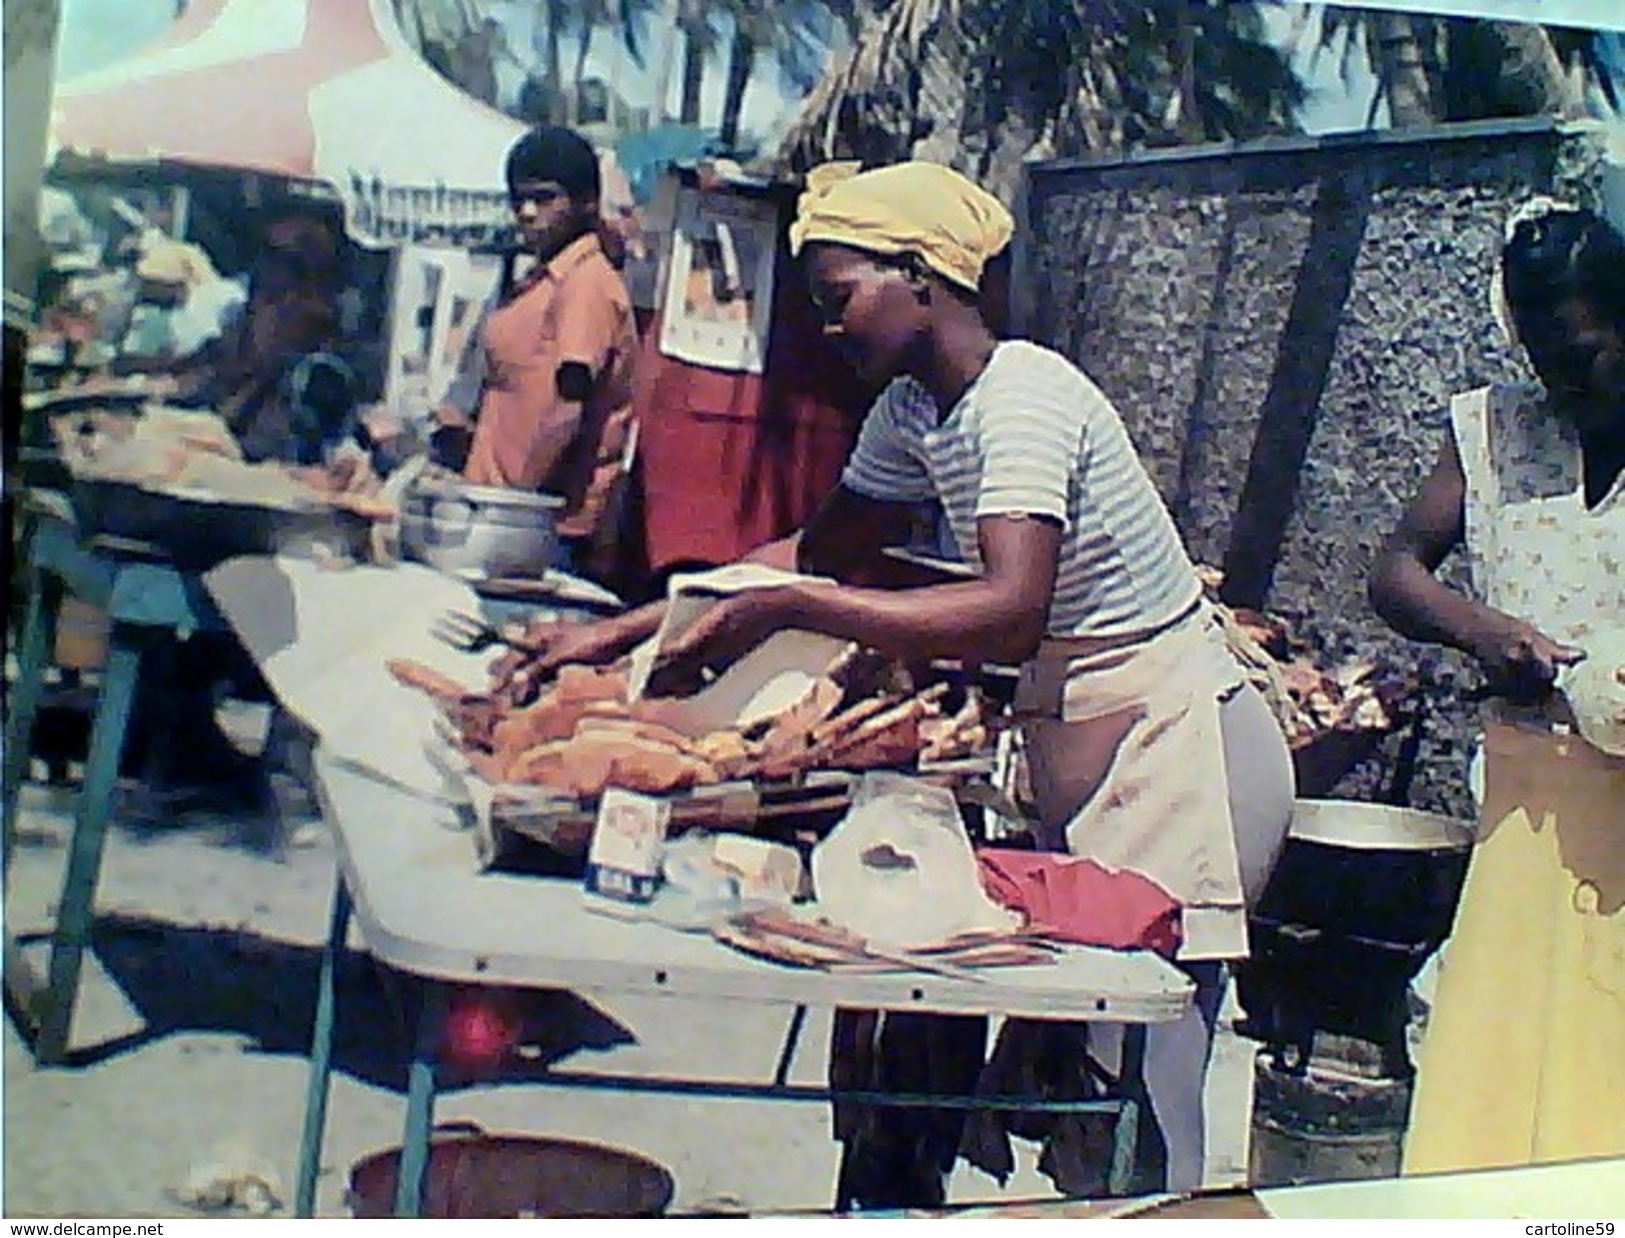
<box><xmin>297</xmin><ymin>750</ymin><xmax>1195</xmax><ymax>1216</ymax></box>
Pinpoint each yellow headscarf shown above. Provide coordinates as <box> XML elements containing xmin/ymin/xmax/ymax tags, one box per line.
<box><xmin>788</xmin><ymin>160</ymin><xmax>1014</xmax><ymax>294</ymax></box>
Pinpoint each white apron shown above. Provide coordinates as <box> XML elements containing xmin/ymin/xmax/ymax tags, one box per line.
<box><xmin>1014</xmin><ymin>603</ymin><xmax>1251</xmax><ymax>962</ymax></box>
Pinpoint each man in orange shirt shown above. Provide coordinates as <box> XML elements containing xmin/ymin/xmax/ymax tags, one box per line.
<box><xmin>434</xmin><ymin>125</ymin><xmax>638</xmax><ymax>576</ymax></box>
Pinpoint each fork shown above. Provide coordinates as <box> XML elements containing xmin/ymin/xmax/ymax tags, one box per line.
<box><xmin>431</xmin><ymin>610</ymin><xmax>544</xmax><ymax>655</ymax></box>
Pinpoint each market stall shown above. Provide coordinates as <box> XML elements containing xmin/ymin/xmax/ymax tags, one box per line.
<box><xmin>8</xmin><ymin>0</ymin><xmax>538</xmax><ymax>872</ymax></box>
<box><xmin>6</xmin><ymin>11</ymin><xmax>1476</xmax><ymax>1213</ymax></box>
<box><xmin>299</xmin><ymin>749</ymin><xmax>1194</xmax><ymax>1217</ymax></box>
<box><xmin>630</xmin><ymin>165</ymin><xmax>871</xmax><ymax>583</ymax></box>
<box><xmin>177</xmin><ymin>550</ymin><xmax>1201</xmax><ymax>1214</ymax></box>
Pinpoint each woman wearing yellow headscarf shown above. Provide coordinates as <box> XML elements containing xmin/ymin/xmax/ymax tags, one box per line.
<box><xmin>529</xmin><ymin>160</ymin><xmax>1295</xmax><ymax>1200</ymax></box>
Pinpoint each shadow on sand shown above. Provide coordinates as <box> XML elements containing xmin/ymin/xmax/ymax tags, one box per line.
<box><xmin>46</xmin><ymin>913</ymin><xmax>636</xmax><ymax>1089</ymax></box>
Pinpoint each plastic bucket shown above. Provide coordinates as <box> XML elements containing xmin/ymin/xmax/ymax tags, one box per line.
<box><xmin>346</xmin><ymin>1123</ymin><xmax>674</xmax><ymax>1219</ymax></box>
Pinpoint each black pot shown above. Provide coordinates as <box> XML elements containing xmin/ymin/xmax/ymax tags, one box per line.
<box><xmin>1235</xmin><ymin>800</ymin><xmax>1473</xmax><ymax>1072</ymax></box>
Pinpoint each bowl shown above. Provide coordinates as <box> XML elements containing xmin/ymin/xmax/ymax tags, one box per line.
<box><xmin>400</xmin><ymin>477</ymin><xmax>565</xmax><ymax>580</ymax></box>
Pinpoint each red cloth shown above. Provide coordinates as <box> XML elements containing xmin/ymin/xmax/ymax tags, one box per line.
<box><xmin>634</xmin><ymin>203</ymin><xmax>870</xmax><ymax>573</ymax></box>
<box><xmin>976</xmin><ymin>848</ymin><xmax>1184</xmax><ymax>960</ymax></box>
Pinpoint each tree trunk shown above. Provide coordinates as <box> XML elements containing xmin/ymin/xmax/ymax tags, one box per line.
<box><xmin>1373</xmin><ymin>12</ymin><xmax>1441</xmax><ymax>126</ymax></box>
<box><xmin>719</xmin><ymin>24</ymin><xmax>755</xmax><ymax>150</ymax></box>
<box><xmin>531</xmin><ymin>1</ymin><xmax>566</xmax><ymax>123</ymax></box>
<box><xmin>547</xmin><ymin>10</ymin><xmax>567</xmax><ymax>121</ymax></box>
<box><xmin>1175</xmin><ymin>0</ymin><xmax>1202</xmax><ymax>143</ymax></box>
<box><xmin>649</xmin><ymin>0</ymin><xmax>681</xmax><ymax>125</ymax></box>
<box><xmin>572</xmin><ymin>23</ymin><xmax>595</xmax><ymax>124</ymax></box>
<box><xmin>680</xmin><ymin>23</ymin><xmax>706</xmax><ymax>125</ymax></box>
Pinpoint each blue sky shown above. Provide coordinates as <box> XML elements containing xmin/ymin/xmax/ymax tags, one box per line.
<box><xmin>55</xmin><ymin>0</ymin><xmax>175</xmax><ymax>80</ymax></box>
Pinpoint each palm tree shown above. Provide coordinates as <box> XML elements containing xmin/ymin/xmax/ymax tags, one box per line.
<box><xmin>1301</xmin><ymin>6</ymin><xmax>1618</xmax><ymax>127</ymax></box>
<box><xmin>719</xmin><ymin>13</ymin><xmax>756</xmax><ymax>149</ymax></box>
<box><xmin>643</xmin><ymin>0</ymin><xmax>717</xmax><ymax>126</ymax></box>
<box><xmin>776</xmin><ymin>0</ymin><xmax>1305</xmax><ymax>201</ymax></box>
<box><xmin>717</xmin><ymin>0</ymin><xmax>845</xmax><ymax>151</ymax></box>
<box><xmin>677</xmin><ymin>0</ymin><xmax>718</xmax><ymax>124</ymax></box>
<box><xmin>564</xmin><ymin>0</ymin><xmax>649</xmax><ymax>123</ymax></box>
<box><xmin>395</xmin><ymin>0</ymin><xmax>504</xmax><ymax>105</ymax></box>
<box><xmin>648</xmin><ymin>0</ymin><xmax>681</xmax><ymax>124</ymax></box>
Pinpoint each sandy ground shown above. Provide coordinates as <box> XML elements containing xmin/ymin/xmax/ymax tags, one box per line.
<box><xmin>3</xmin><ymin>716</ymin><xmax>1256</xmax><ymax>1219</ymax></box>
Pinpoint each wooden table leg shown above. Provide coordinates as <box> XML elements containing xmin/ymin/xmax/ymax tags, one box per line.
<box><xmin>295</xmin><ymin>873</ymin><xmax>353</xmax><ymax>1217</ymax></box>
<box><xmin>32</xmin><ymin>622</ymin><xmax>148</xmax><ymax>1066</ymax></box>
<box><xmin>395</xmin><ymin>981</ymin><xmax>447</xmax><ymax>1217</ymax></box>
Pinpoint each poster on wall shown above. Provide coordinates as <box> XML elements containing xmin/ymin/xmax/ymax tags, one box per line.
<box><xmin>384</xmin><ymin>246</ymin><xmax>501</xmax><ymax>419</ymax></box>
<box><xmin>656</xmin><ymin>186</ymin><xmax>778</xmax><ymax>375</ymax></box>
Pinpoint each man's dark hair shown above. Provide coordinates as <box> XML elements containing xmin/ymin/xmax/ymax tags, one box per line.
<box><xmin>504</xmin><ymin>125</ymin><xmax>601</xmax><ymax>202</ymax></box>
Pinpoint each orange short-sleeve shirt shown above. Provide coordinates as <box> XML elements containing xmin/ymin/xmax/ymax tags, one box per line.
<box><xmin>463</xmin><ymin>232</ymin><xmax>637</xmax><ymax>540</ymax></box>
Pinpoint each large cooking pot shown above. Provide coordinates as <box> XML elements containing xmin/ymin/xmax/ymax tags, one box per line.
<box><xmin>1235</xmin><ymin>799</ymin><xmax>1474</xmax><ymax>1074</ymax></box>
<box><xmin>346</xmin><ymin>1122</ymin><xmax>674</xmax><ymax>1219</ymax></box>
<box><xmin>400</xmin><ymin>476</ymin><xmax>564</xmax><ymax>580</ymax></box>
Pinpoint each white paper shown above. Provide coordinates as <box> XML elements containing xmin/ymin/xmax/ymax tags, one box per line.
<box><xmin>626</xmin><ymin>563</ymin><xmax>851</xmax><ymax>735</ymax></box>
<box><xmin>1257</xmin><ymin>1155</ymin><xmax>1625</xmax><ymax>1220</ymax></box>
<box><xmin>204</xmin><ymin>556</ymin><xmax>490</xmax><ymax>801</ymax></box>
<box><xmin>656</xmin><ymin>187</ymin><xmax>778</xmax><ymax>374</ymax></box>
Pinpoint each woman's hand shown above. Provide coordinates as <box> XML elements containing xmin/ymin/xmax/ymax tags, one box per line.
<box><xmin>530</xmin><ymin>616</ymin><xmax>644</xmax><ymax>674</ymax></box>
<box><xmin>1467</xmin><ymin>615</ymin><xmax>1586</xmax><ymax>702</ymax></box>
<box><xmin>489</xmin><ymin>616</ymin><xmax>643</xmax><ymax>705</ymax></box>
<box><xmin>644</xmin><ymin>589</ymin><xmax>794</xmax><ymax>698</ymax></box>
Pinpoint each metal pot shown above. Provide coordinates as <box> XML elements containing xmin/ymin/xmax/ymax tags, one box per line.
<box><xmin>346</xmin><ymin>1122</ymin><xmax>674</xmax><ymax>1219</ymax></box>
<box><xmin>1235</xmin><ymin>799</ymin><xmax>1474</xmax><ymax>1075</ymax></box>
<box><xmin>400</xmin><ymin>477</ymin><xmax>564</xmax><ymax>580</ymax></box>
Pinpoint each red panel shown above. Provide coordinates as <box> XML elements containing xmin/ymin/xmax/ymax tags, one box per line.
<box><xmin>635</xmin><ymin>299</ymin><xmax>867</xmax><ymax>572</ymax></box>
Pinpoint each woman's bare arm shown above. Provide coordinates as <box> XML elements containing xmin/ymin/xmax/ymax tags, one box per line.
<box><xmin>1369</xmin><ymin>434</ymin><xmax>1583</xmax><ymax>694</ymax></box>
<box><xmin>529</xmin><ymin>487</ymin><xmax>935</xmax><ymax>676</ymax></box>
<box><xmin>795</xmin><ymin>484</ymin><xmax>921</xmax><ymax>582</ymax></box>
<box><xmin>646</xmin><ymin>512</ymin><xmax>1060</xmax><ymax>691</ymax></box>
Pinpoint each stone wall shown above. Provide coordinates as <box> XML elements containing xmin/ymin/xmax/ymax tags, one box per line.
<box><xmin>1016</xmin><ymin>119</ymin><xmax>1611</xmax><ymax>818</ymax></box>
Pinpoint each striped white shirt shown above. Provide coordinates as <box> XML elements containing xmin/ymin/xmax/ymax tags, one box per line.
<box><xmin>841</xmin><ymin>340</ymin><xmax>1201</xmax><ymax>638</ymax></box>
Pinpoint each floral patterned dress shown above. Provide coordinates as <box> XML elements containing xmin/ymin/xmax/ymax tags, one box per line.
<box><xmin>1403</xmin><ymin>383</ymin><xmax>1625</xmax><ymax>1174</ymax></box>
